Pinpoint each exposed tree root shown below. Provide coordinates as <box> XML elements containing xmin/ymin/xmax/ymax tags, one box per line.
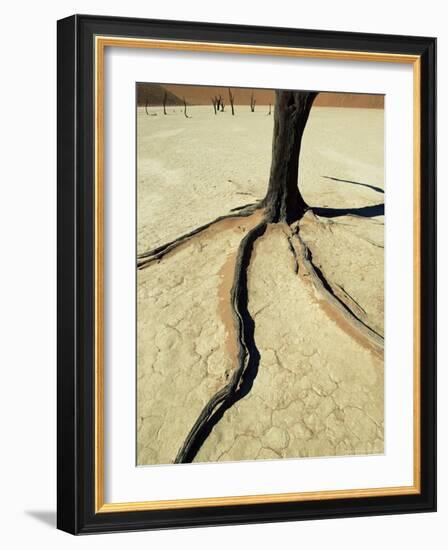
<box><xmin>229</xmin><ymin>201</ymin><xmax>259</xmax><ymax>212</ymax></box>
<box><xmin>173</xmin><ymin>217</ymin><xmax>383</xmax><ymax>463</ymax></box>
<box><xmin>137</xmin><ymin>204</ymin><xmax>261</xmax><ymax>269</ymax></box>
<box><xmin>174</xmin><ymin>221</ymin><xmax>267</xmax><ymax>463</ymax></box>
<box><xmin>141</xmin><ymin>203</ymin><xmax>383</xmax><ymax>462</ymax></box>
<box><xmin>282</xmin><ymin>228</ymin><xmax>299</xmax><ymax>274</ymax></box>
<box><xmin>287</xmin><ymin>224</ymin><xmax>384</xmax><ymax>354</ymax></box>
<box><xmin>333</xmin><ymin>282</ymin><xmax>367</xmax><ymax>320</ymax></box>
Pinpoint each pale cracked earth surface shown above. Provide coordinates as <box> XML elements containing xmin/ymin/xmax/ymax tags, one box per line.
<box><xmin>137</xmin><ymin>105</ymin><xmax>384</xmax><ymax>465</ymax></box>
<box><xmin>137</xmin><ymin>214</ymin><xmax>262</xmax><ymax>465</ymax></box>
<box><xmin>299</xmin><ymin>212</ymin><xmax>384</xmax><ymax>338</ymax></box>
<box><xmin>195</xmin><ymin>224</ymin><xmax>383</xmax><ymax>462</ymax></box>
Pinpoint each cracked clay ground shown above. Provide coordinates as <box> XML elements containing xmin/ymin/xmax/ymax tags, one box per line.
<box><xmin>136</xmin><ymin>105</ymin><xmax>384</xmax><ymax>465</ymax></box>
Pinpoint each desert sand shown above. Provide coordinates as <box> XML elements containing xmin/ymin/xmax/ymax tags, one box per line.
<box><xmin>136</xmin><ymin>104</ymin><xmax>384</xmax><ymax>465</ymax></box>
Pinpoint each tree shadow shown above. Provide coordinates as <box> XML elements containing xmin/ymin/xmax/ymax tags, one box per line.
<box><xmin>312</xmin><ymin>203</ymin><xmax>384</xmax><ymax>218</ymax></box>
<box><xmin>25</xmin><ymin>510</ymin><xmax>56</xmax><ymax>528</ymax></box>
<box><xmin>323</xmin><ymin>176</ymin><xmax>384</xmax><ymax>195</ymax></box>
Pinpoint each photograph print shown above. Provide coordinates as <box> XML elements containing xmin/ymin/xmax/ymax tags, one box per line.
<box><xmin>136</xmin><ymin>83</ymin><xmax>385</xmax><ymax>466</ymax></box>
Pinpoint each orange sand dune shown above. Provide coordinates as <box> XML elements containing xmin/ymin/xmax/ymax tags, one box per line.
<box><xmin>163</xmin><ymin>84</ymin><xmax>384</xmax><ymax>109</ymax></box>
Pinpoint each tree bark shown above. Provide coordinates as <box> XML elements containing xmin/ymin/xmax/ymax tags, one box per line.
<box><xmin>262</xmin><ymin>90</ymin><xmax>317</xmax><ymax>224</ymax></box>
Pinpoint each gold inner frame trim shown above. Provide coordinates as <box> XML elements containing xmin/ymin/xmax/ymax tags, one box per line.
<box><xmin>94</xmin><ymin>35</ymin><xmax>421</xmax><ymax>513</ymax></box>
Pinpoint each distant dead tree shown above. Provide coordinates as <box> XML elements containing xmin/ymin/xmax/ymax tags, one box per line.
<box><xmin>163</xmin><ymin>91</ymin><xmax>167</xmax><ymax>115</ymax></box>
<box><xmin>250</xmin><ymin>92</ymin><xmax>256</xmax><ymax>112</ymax></box>
<box><xmin>228</xmin><ymin>88</ymin><xmax>235</xmax><ymax>115</ymax></box>
<box><xmin>145</xmin><ymin>97</ymin><xmax>150</xmax><ymax>115</ymax></box>
<box><xmin>267</xmin><ymin>104</ymin><xmax>271</xmax><ymax>115</ymax></box>
<box><xmin>212</xmin><ymin>95</ymin><xmax>226</xmax><ymax>113</ymax></box>
<box><xmin>183</xmin><ymin>97</ymin><xmax>190</xmax><ymax>118</ymax></box>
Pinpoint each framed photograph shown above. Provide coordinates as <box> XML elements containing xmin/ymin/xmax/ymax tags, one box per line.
<box><xmin>57</xmin><ymin>14</ymin><xmax>436</xmax><ymax>534</ymax></box>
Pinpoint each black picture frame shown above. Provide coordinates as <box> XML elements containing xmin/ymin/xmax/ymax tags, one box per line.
<box><xmin>57</xmin><ymin>14</ymin><xmax>436</xmax><ymax>534</ymax></box>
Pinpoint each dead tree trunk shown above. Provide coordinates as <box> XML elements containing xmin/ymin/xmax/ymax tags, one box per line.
<box><xmin>183</xmin><ymin>97</ymin><xmax>190</xmax><ymax>118</ymax></box>
<box><xmin>262</xmin><ymin>90</ymin><xmax>317</xmax><ymax>224</ymax></box>
<box><xmin>250</xmin><ymin>92</ymin><xmax>256</xmax><ymax>112</ymax></box>
<box><xmin>228</xmin><ymin>88</ymin><xmax>235</xmax><ymax>115</ymax></box>
<box><xmin>145</xmin><ymin>98</ymin><xmax>149</xmax><ymax>115</ymax></box>
<box><xmin>163</xmin><ymin>91</ymin><xmax>167</xmax><ymax>115</ymax></box>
